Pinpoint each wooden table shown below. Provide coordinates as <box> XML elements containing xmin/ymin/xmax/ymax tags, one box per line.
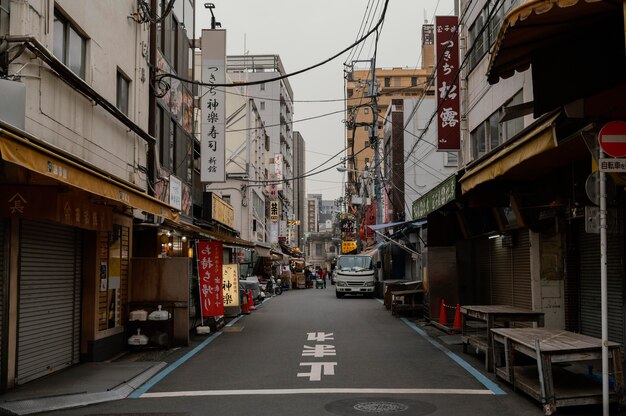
<box><xmin>491</xmin><ymin>328</ymin><xmax>623</xmax><ymax>412</ymax></box>
<box><xmin>460</xmin><ymin>305</ymin><xmax>545</xmax><ymax>371</ymax></box>
<box><xmin>390</xmin><ymin>289</ymin><xmax>423</xmax><ymax>317</ymax></box>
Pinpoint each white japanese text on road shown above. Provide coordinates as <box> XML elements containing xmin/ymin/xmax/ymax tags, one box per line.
<box><xmin>297</xmin><ymin>332</ymin><xmax>337</xmax><ymax>381</ymax></box>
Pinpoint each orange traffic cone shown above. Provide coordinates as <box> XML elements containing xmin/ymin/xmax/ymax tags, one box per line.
<box><xmin>453</xmin><ymin>304</ymin><xmax>462</xmax><ymax>330</ymax></box>
<box><xmin>241</xmin><ymin>291</ymin><xmax>250</xmax><ymax>314</ymax></box>
<box><xmin>248</xmin><ymin>289</ymin><xmax>256</xmax><ymax>311</ymax></box>
<box><xmin>439</xmin><ymin>299</ymin><xmax>447</xmax><ymax>326</ymax></box>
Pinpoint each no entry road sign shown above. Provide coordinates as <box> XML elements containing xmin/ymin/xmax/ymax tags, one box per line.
<box><xmin>599</xmin><ymin>120</ymin><xmax>626</xmax><ymax>157</ymax></box>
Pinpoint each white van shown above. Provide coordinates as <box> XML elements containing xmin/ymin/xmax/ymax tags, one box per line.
<box><xmin>334</xmin><ymin>254</ymin><xmax>376</xmax><ymax>298</ymax></box>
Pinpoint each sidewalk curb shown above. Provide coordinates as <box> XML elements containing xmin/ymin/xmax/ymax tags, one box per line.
<box><xmin>0</xmin><ymin>362</ymin><xmax>167</xmax><ymax>415</ymax></box>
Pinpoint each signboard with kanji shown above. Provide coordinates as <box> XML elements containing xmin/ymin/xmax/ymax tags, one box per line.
<box><xmin>274</xmin><ymin>154</ymin><xmax>284</xmax><ymax>191</ymax></box>
<box><xmin>599</xmin><ymin>120</ymin><xmax>626</xmax><ymax>157</ymax></box>
<box><xmin>221</xmin><ymin>264</ymin><xmax>239</xmax><ymax>307</ymax></box>
<box><xmin>196</xmin><ymin>240</ymin><xmax>224</xmax><ymax>317</ymax></box>
<box><xmin>412</xmin><ymin>174</ymin><xmax>456</xmax><ymax>219</ymax></box>
<box><xmin>435</xmin><ymin>15</ymin><xmax>460</xmax><ymax>152</ymax></box>
<box><xmin>270</xmin><ymin>200</ymin><xmax>280</xmax><ymax>222</ymax></box>
<box><xmin>200</xmin><ymin>30</ymin><xmax>226</xmax><ymax>182</ymax></box>
<box><xmin>342</xmin><ymin>241</ymin><xmax>357</xmax><ymax>254</ymax></box>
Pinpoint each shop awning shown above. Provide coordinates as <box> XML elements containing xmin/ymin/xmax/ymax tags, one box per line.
<box><xmin>459</xmin><ymin>111</ymin><xmax>560</xmax><ymax>194</ymax></box>
<box><xmin>254</xmin><ymin>243</ymin><xmax>271</xmax><ymax>257</ymax></box>
<box><xmin>487</xmin><ymin>0</ymin><xmax>621</xmax><ymax>85</ymax></box>
<box><xmin>168</xmin><ymin>219</ymin><xmax>254</xmax><ymax>248</ymax></box>
<box><xmin>368</xmin><ymin>220</ymin><xmax>427</xmax><ymax>232</ymax></box>
<box><xmin>0</xmin><ymin>126</ymin><xmax>179</xmax><ymax>222</ymax></box>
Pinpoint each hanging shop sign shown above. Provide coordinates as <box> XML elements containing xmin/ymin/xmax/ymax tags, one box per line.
<box><xmin>169</xmin><ymin>175</ymin><xmax>182</xmax><ymax>210</ymax></box>
<box><xmin>200</xmin><ymin>29</ymin><xmax>226</xmax><ymax>182</ymax></box>
<box><xmin>435</xmin><ymin>15</ymin><xmax>460</xmax><ymax>152</ymax></box>
<box><xmin>197</xmin><ymin>240</ymin><xmax>224</xmax><ymax>317</ymax></box>
<box><xmin>342</xmin><ymin>240</ymin><xmax>357</xmax><ymax>254</ymax></box>
<box><xmin>222</xmin><ymin>263</ymin><xmax>240</xmax><ymax>307</ymax></box>
<box><xmin>274</xmin><ymin>154</ymin><xmax>284</xmax><ymax>191</ymax></box>
<box><xmin>206</xmin><ymin>192</ymin><xmax>234</xmax><ymax>228</ymax></box>
<box><xmin>270</xmin><ymin>200</ymin><xmax>280</xmax><ymax>222</ymax></box>
<box><xmin>269</xmin><ymin>173</ymin><xmax>278</xmax><ymax>200</ymax></box>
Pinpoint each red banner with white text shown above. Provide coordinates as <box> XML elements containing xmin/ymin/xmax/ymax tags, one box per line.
<box><xmin>435</xmin><ymin>15</ymin><xmax>460</xmax><ymax>151</ymax></box>
<box><xmin>197</xmin><ymin>240</ymin><xmax>224</xmax><ymax>317</ymax></box>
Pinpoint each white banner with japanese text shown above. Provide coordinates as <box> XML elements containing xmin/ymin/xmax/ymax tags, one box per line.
<box><xmin>200</xmin><ymin>30</ymin><xmax>226</xmax><ymax>182</ymax></box>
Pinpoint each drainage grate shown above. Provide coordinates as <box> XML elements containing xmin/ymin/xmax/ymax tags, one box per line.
<box><xmin>326</xmin><ymin>398</ymin><xmax>436</xmax><ymax>416</ymax></box>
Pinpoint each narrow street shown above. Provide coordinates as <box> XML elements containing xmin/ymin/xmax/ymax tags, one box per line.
<box><xmin>41</xmin><ymin>288</ymin><xmax>574</xmax><ymax>416</ymax></box>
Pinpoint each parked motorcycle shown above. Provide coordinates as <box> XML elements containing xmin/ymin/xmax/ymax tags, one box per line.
<box><xmin>261</xmin><ymin>276</ymin><xmax>282</xmax><ymax>297</ymax></box>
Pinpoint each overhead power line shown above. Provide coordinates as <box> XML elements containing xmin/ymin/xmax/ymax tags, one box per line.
<box><xmin>155</xmin><ymin>0</ymin><xmax>390</xmax><ymax>89</ymax></box>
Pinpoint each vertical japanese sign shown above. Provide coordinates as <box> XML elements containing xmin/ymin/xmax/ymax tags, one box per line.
<box><xmin>221</xmin><ymin>264</ymin><xmax>240</xmax><ymax>307</ymax></box>
<box><xmin>274</xmin><ymin>154</ymin><xmax>284</xmax><ymax>191</ymax></box>
<box><xmin>200</xmin><ymin>30</ymin><xmax>226</xmax><ymax>182</ymax></box>
<box><xmin>196</xmin><ymin>240</ymin><xmax>224</xmax><ymax>317</ymax></box>
<box><xmin>435</xmin><ymin>16</ymin><xmax>460</xmax><ymax>152</ymax></box>
<box><xmin>270</xmin><ymin>201</ymin><xmax>280</xmax><ymax>222</ymax></box>
<box><xmin>269</xmin><ymin>173</ymin><xmax>278</xmax><ymax>200</ymax></box>
<box><xmin>169</xmin><ymin>175</ymin><xmax>182</xmax><ymax>210</ymax></box>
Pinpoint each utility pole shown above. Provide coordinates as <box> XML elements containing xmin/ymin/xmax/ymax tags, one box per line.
<box><xmin>370</xmin><ymin>61</ymin><xmax>383</xmax><ymax>226</ymax></box>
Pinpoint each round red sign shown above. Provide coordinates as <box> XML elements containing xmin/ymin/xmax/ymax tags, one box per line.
<box><xmin>599</xmin><ymin>120</ymin><xmax>626</xmax><ymax>157</ymax></box>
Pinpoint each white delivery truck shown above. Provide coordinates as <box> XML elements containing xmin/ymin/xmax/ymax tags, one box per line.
<box><xmin>334</xmin><ymin>254</ymin><xmax>376</xmax><ymax>298</ymax></box>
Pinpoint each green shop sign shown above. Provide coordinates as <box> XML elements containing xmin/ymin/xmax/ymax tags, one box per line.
<box><xmin>412</xmin><ymin>175</ymin><xmax>456</xmax><ymax>219</ymax></box>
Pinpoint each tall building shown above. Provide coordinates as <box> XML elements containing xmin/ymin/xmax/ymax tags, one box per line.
<box><xmin>227</xmin><ymin>55</ymin><xmax>295</xmax><ymax>245</ymax></box>
<box><xmin>293</xmin><ymin>131</ymin><xmax>306</xmax><ymax>248</ymax></box>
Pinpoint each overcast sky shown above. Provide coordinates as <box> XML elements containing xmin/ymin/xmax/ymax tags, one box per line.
<box><xmin>196</xmin><ymin>0</ymin><xmax>455</xmax><ymax>202</ymax></box>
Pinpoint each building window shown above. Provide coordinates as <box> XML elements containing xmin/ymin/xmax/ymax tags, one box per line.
<box><xmin>384</xmin><ymin>77</ymin><xmax>390</xmax><ymax>87</ymax></box>
<box><xmin>364</xmin><ymin>107</ymin><xmax>369</xmax><ymax>114</ymax></box>
<box><xmin>502</xmin><ymin>90</ymin><xmax>524</xmax><ymax>141</ymax></box>
<box><xmin>53</xmin><ymin>10</ymin><xmax>87</xmax><ymax>79</ymax></box>
<box><xmin>260</xmin><ymin>101</ymin><xmax>266</xmax><ymax>111</ymax></box>
<box><xmin>470</xmin><ymin>89</ymin><xmax>524</xmax><ymax>160</ymax></box>
<box><xmin>411</xmin><ymin>76</ymin><xmax>418</xmax><ymax>86</ymax></box>
<box><xmin>444</xmin><ymin>152</ymin><xmax>458</xmax><ymax>167</ymax></box>
<box><xmin>260</xmin><ymin>83</ymin><xmax>266</xmax><ymax>91</ymax></box>
<box><xmin>116</xmin><ymin>70</ymin><xmax>130</xmax><ymax>116</ymax></box>
<box><xmin>316</xmin><ymin>243</ymin><xmax>323</xmax><ymax>255</ymax></box>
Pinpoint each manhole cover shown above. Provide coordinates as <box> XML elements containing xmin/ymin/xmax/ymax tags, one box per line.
<box><xmin>353</xmin><ymin>401</ymin><xmax>409</xmax><ymax>413</ymax></box>
<box><xmin>326</xmin><ymin>397</ymin><xmax>436</xmax><ymax>416</ymax></box>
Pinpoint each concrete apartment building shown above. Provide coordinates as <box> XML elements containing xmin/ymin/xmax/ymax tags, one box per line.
<box><xmin>227</xmin><ymin>55</ymin><xmax>296</xmax><ymax>245</ymax></box>
<box><xmin>344</xmin><ymin>24</ymin><xmax>435</xmax><ymax>181</ymax></box>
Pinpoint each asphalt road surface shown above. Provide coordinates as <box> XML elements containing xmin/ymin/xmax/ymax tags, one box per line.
<box><xmin>46</xmin><ymin>288</ymin><xmax>609</xmax><ymax>416</ymax></box>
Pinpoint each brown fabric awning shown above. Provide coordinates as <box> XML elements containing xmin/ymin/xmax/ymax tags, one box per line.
<box><xmin>168</xmin><ymin>219</ymin><xmax>254</xmax><ymax>248</ymax></box>
<box><xmin>0</xmin><ymin>127</ymin><xmax>179</xmax><ymax>222</ymax></box>
<box><xmin>487</xmin><ymin>0</ymin><xmax>622</xmax><ymax>85</ymax></box>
